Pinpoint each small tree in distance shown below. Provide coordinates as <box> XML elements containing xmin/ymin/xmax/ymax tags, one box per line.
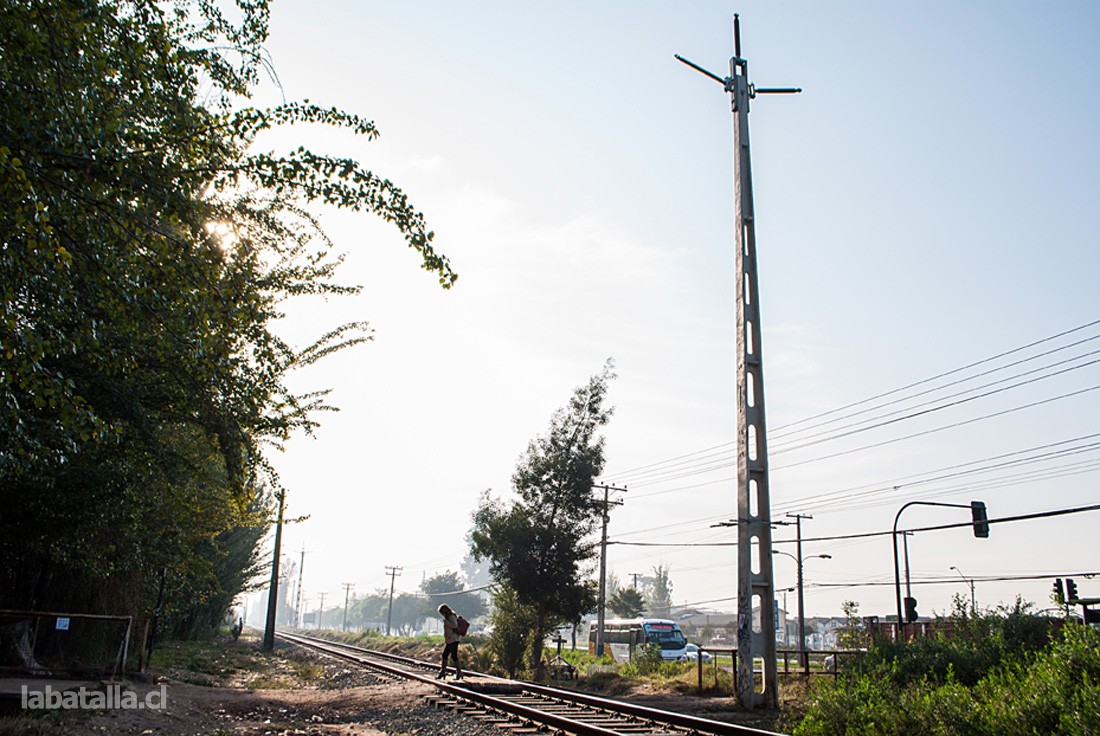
<box><xmin>609</xmin><ymin>588</ymin><xmax>646</xmax><ymax>618</ymax></box>
<box><xmin>646</xmin><ymin>565</ymin><xmax>674</xmax><ymax>618</ymax></box>
<box><xmin>836</xmin><ymin>600</ymin><xmax>865</xmax><ymax>650</ymax></box>
<box><xmin>420</xmin><ymin>571</ymin><xmax>486</xmax><ymax>625</ymax></box>
<box><xmin>471</xmin><ymin>361</ymin><xmax>616</xmax><ymax>676</ymax></box>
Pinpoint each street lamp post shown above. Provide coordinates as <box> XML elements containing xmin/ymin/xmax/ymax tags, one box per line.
<box><xmin>950</xmin><ymin>566</ymin><xmax>976</xmax><ymax>611</ymax></box>
<box><xmin>774</xmin><ymin>550</ymin><xmax>831</xmax><ymax>669</ymax></box>
<box><xmin>780</xmin><ymin>587</ymin><xmax>795</xmax><ymax>648</ymax></box>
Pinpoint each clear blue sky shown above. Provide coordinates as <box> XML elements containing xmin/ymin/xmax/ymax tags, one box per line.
<box><xmin>247</xmin><ymin>1</ymin><xmax>1100</xmax><ymax>622</ymax></box>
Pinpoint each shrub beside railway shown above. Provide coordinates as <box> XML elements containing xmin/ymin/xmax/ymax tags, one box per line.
<box><xmin>783</xmin><ymin>600</ymin><xmax>1100</xmax><ymax>735</ymax></box>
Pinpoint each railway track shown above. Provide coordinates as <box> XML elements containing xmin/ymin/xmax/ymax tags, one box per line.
<box><xmin>278</xmin><ymin>631</ymin><xmax>785</xmax><ymax>736</ymax></box>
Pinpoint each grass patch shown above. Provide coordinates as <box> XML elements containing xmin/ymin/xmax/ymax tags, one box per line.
<box><xmin>0</xmin><ymin>714</ymin><xmax>64</xmax><ymax>736</ymax></box>
<box><xmin>150</xmin><ymin>634</ymin><xmax>325</xmax><ymax>689</ymax></box>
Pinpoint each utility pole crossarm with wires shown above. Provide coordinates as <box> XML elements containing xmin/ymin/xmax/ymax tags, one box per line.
<box><xmin>677</xmin><ymin>13</ymin><xmax>800</xmax><ymax>710</ymax></box>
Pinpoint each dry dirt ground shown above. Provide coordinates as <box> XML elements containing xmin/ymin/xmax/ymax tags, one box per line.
<box><xmin>0</xmin><ymin>636</ymin><xmax>788</xmax><ymax>735</ymax></box>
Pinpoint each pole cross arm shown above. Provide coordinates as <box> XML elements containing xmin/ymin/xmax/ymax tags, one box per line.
<box><xmin>753</xmin><ymin>86</ymin><xmax>803</xmax><ymax>95</ymax></box>
<box><xmin>673</xmin><ymin>54</ymin><xmax>730</xmax><ymax>87</ymax></box>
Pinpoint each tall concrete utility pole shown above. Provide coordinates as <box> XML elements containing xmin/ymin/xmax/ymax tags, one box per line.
<box><xmin>262</xmin><ymin>490</ymin><xmax>285</xmax><ymax>651</ymax></box>
<box><xmin>593</xmin><ymin>483</ymin><xmax>627</xmax><ymax>657</ymax></box>
<box><xmin>385</xmin><ymin>566</ymin><xmax>403</xmax><ymax>636</ymax></box>
<box><xmin>677</xmin><ymin>15</ymin><xmax>800</xmax><ymax>709</ymax></box>
<box><xmin>317</xmin><ymin>592</ymin><xmax>326</xmax><ymax>630</ymax></box>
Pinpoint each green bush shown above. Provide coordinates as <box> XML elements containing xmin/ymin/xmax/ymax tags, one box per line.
<box><xmin>851</xmin><ymin>598</ymin><xmax>1053</xmax><ymax>688</ymax></box>
<box><xmin>619</xmin><ymin>643</ymin><xmax>665</xmax><ymax>677</ymax></box>
<box><xmin>789</xmin><ymin>606</ymin><xmax>1099</xmax><ymax>736</ymax></box>
<box><xmin>486</xmin><ymin>586</ymin><xmax>536</xmax><ymax>677</ymax></box>
<box><xmin>972</xmin><ymin>623</ymin><xmax>1100</xmax><ymax>735</ymax></box>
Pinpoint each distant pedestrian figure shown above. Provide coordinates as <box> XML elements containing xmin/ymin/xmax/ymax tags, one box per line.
<box><xmin>437</xmin><ymin>604</ymin><xmax>463</xmax><ymax>679</ymax></box>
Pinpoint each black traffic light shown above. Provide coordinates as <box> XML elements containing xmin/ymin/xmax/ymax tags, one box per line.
<box><xmin>1053</xmin><ymin>578</ymin><xmax>1065</xmax><ymax>606</ymax></box>
<box><xmin>971</xmin><ymin>501</ymin><xmax>989</xmax><ymax>538</ymax></box>
<box><xmin>904</xmin><ymin>596</ymin><xmax>919</xmax><ymax>623</ymax></box>
<box><xmin>1066</xmin><ymin>578</ymin><xmax>1079</xmax><ymax>603</ymax></box>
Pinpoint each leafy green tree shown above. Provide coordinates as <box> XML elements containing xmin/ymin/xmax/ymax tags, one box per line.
<box><xmin>608</xmin><ymin>587</ymin><xmax>646</xmax><ymax>618</ymax></box>
<box><xmin>0</xmin><ymin>0</ymin><xmax>452</xmax><ymax>635</ymax></box>
<box><xmin>387</xmin><ymin>593</ymin><xmax>426</xmax><ymax>635</ymax></box>
<box><xmin>645</xmin><ymin>564</ymin><xmax>674</xmax><ymax>617</ymax></box>
<box><xmin>471</xmin><ymin>362</ymin><xmax>615</xmax><ymax>675</ymax></box>
<box><xmin>460</xmin><ymin>543</ymin><xmax>494</xmax><ymax>592</ymax></box>
<box><xmin>420</xmin><ymin>570</ymin><xmax>486</xmax><ymax>624</ymax></box>
<box><xmin>835</xmin><ymin>600</ymin><xmax>865</xmax><ymax>650</ymax></box>
<box><xmin>487</xmin><ymin>584</ymin><xmax>536</xmax><ymax>677</ymax></box>
<box><xmin>606</xmin><ymin>571</ymin><xmax>622</xmax><ymax>599</ymax></box>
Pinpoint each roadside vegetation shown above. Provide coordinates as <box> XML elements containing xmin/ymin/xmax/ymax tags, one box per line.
<box><xmin>149</xmin><ymin>635</ymin><xmax>325</xmax><ymax>689</ymax></box>
<box><xmin>309</xmin><ymin>599</ymin><xmax>1100</xmax><ymax>736</ymax></box>
<box><xmin>783</xmin><ymin>600</ymin><xmax>1100</xmax><ymax>735</ymax></box>
<box><xmin>1</xmin><ymin>0</ymin><xmax>451</xmax><ymax>638</ymax></box>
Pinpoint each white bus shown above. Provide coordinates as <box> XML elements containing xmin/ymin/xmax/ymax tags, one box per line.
<box><xmin>588</xmin><ymin>618</ymin><xmax>688</xmax><ymax>662</ymax></box>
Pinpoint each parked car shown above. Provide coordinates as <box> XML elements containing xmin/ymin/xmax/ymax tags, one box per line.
<box><xmin>679</xmin><ymin>643</ymin><xmax>713</xmax><ymax>662</ymax></box>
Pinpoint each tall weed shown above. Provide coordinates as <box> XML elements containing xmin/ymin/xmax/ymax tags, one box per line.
<box><xmin>789</xmin><ymin>607</ymin><xmax>1098</xmax><ymax>736</ymax></box>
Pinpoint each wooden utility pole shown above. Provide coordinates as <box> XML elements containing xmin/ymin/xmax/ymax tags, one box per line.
<box><xmin>385</xmin><ymin>566</ymin><xmax>403</xmax><ymax>636</ymax></box>
<box><xmin>593</xmin><ymin>483</ymin><xmax>627</xmax><ymax>657</ymax></box>
<box><xmin>294</xmin><ymin>545</ymin><xmax>307</xmax><ymax>629</ymax></box>
<box><xmin>788</xmin><ymin>513</ymin><xmax>812</xmax><ymax>669</ymax></box>
<box><xmin>341</xmin><ymin>583</ymin><xmax>354</xmax><ymax>632</ymax></box>
<box><xmin>677</xmin><ymin>15</ymin><xmax>799</xmax><ymax>709</ymax></box>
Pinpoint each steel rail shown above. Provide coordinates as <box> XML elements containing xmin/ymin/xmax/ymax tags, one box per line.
<box><xmin>279</xmin><ymin>631</ymin><xmax>786</xmax><ymax>736</ymax></box>
<box><xmin>279</xmin><ymin>632</ymin><xmax>626</xmax><ymax>735</ymax></box>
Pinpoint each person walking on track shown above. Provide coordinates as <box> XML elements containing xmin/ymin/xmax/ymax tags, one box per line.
<box><xmin>437</xmin><ymin>604</ymin><xmax>463</xmax><ymax>680</ymax></box>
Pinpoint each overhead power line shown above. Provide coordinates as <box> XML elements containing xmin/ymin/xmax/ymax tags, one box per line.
<box><xmin>792</xmin><ymin>456</ymin><xmax>1100</xmax><ymax>518</ymax></box>
<box><xmin>598</xmin><ymin>318</ymin><xmax>1100</xmax><ymax>488</ymax></box>
<box><xmin>770</xmin><ymin>384</ymin><xmax>1100</xmax><ymax>470</ymax></box>
<box><xmin>770</xmin><ymin>317</ymin><xmax>1100</xmax><ymax>432</ymax></box>
<box><xmin>769</xmin><ymin>352</ymin><xmax>1100</xmax><ymax>452</ymax></box>
<box><xmin>769</xmin><ymin>332</ymin><xmax>1100</xmax><ymax>441</ymax></box>
<box><xmin>675</xmin><ymin>571</ymin><xmax>1100</xmax><ymax>609</ymax></box>
<box><xmin>770</xmin><ymin>432</ymin><xmax>1100</xmax><ymax>514</ymax></box>
<box><xmin>608</xmin><ymin>502</ymin><xmax>1100</xmax><ymax>547</ymax></box>
<box><xmin>612</xmin><ymin>438</ymin><xmax>1100</xmax><ymax>539</ymax></box>
<box><xmin>602</xmin><ymin>441</ymin><xmax>736</xmax><ymax>484</ymax></box>
<box><xmin>807</xmin><ymin>572</ymin><xmax>1100</xmax><ymax>590</ymax></box>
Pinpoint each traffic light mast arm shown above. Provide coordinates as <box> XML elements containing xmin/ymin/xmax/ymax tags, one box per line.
<box><xmin>892</xmin><ymin>501</ymin><xmax>981</xmax><ymax>631</ymax></box>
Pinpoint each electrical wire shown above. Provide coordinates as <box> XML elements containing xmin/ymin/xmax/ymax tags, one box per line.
<box><xmin>608</xmin><ymin>502</ymin><xmax>1100</xmax><ymax>547</ymax></box>
<box><xmin>597</xmin><ymin>319</ymin><xmax>1100</xmax><ymax>489</ymax></box>
<box><xmin>770</xmin><ymin>317</ymin><xmax>1100</xmax><ymax>432</ymax></box>
<box><xmin>770</xmin><ymin>433</ymin><xmax>1100</xmax><ymax>514</ymax></box>
<box><xmin>768</xmin><ymin>353</ymin><xmax>1100</xmax><ymax>452</ymax></box>
<box><xmin>769</xmin><ymin>332</ymin><xmax>1100</xmax><ymax>441</ymax></box>
<box><xmin>771</xmin><ymin>384</ymin><xmax>1100</xmax><ymax>469</ymax></box>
